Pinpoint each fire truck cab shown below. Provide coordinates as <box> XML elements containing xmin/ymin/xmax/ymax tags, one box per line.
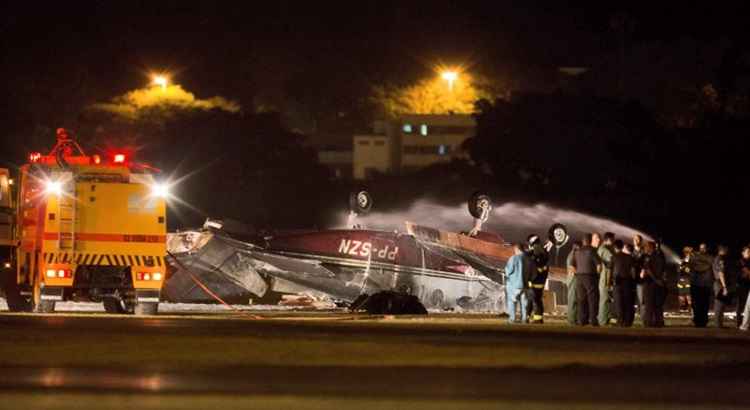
<box><xmin>1</xmin><ymin>129</ymin><xmax>167</xmax><ymax>314</ymax></box>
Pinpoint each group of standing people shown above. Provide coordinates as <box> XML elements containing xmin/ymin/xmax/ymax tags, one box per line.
<box><xmin>565</xmin><ymin>233</ymin><xmax>667</xmax><ymax>327</ymax></box>
<box><xmin>680</xmin><ymin>244</ymin><xmax>750</xmax><ymax>330</ymax></box>
<box><xmin>503</xmin><ymin>236</ymin><xmax>550</xmax><ymax>324</ymax></box>
<box><xmin>504</xmin><ymin>228</ymin><xmax>750</xmax><ymax>329</ymax></box>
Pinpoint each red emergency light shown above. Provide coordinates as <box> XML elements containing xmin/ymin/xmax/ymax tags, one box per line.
<box><xmin>29</xmin><ymin>152</ymin><xmax>42</xmax><ymax>163</ymax></box>
<box><xmin>92</xmin><ymin>155</ymin><xmax>101</xmax><ymax>165</ymax></box>
<box><xmin>113</xmin><ymin>153</ymin><xmax>126</xmax><ymax>164</ymax></box>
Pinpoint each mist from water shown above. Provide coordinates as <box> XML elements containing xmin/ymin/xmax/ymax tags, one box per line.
<box><xmin>337</xmin><ymin>199</ymin><xmax>679</xmax><ymax>263</ymax></box>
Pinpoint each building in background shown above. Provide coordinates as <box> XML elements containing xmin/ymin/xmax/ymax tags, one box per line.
<box><xmin>353</xmin><ymin>114</ymin><xmax>475</xmax><ymax>180</ymax></box>
<box><xmin>317</xmin><ymin>145</ymin><xmax>353</xmax><ymax>180</ymax></box>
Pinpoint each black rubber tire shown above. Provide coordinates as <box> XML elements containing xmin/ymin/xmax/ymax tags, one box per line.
<box><xmin>1</xmin><ymin>269</ymin><xmax>31</xmax><ymax>312</ymax></box>
<box><xmin>134</xmin><ymin>302</ymin><xmax>158</xmax><ymax>315</ymax></box>
<box><xmin>34</xmin><ymin>300</ymin><xmax>55</xmax><ymax>313</ymax></box>
<box><xmin>548</xmin><ymin>223</ymin><xmax>569</xmax><ymax>246</ymax></box>
<box><xmin>362</xmin><ymin>291</ymin><xmax>428</xmax><ymax>315</ymax></box>
<box><xmin>349</xmin><ymin>190</ymin><xmax>373</xmax><ymax>215</ymax></box>
<box><xmin>103</xmin><ymin>297</ymin><xmax>131</xmax><ymax>314</ymax></box>
<box><xmin>468</xmin><ymin>192</ymin><xmax>492</xmax><ymax>220</ymax></box>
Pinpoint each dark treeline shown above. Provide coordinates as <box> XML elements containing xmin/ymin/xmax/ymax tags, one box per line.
<box><xmin>463</xmin><ymin>89</ymin><xmax>749</xmax><ymax>251</ymax></box>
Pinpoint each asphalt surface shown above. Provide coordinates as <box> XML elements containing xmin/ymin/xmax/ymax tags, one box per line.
<box><xmin>0</xmin><ymin>308</ymin><xmax>748</xmax><ymax>409</ymax></box>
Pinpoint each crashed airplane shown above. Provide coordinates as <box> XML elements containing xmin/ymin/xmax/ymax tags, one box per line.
<box><xmin>165</xmin><ymin>192</ymin><xmax>568</xmax><ymax>314</ymax></box>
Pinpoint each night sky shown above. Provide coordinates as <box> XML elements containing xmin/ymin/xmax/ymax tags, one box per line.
<box><xmin>2</xmin><ymin>1</ymin><xmax>749</xmax><ymax>247</ymax></box>
<box><xmin>3</xmin><ymin>1</ymin><xmax>747</xmax><ymax>138</ymax></box>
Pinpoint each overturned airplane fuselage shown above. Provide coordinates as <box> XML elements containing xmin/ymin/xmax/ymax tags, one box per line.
<box><xmin>166</xmin><ymin>226</ymin><xmax>508</xmax><ymax>313</ymax></box>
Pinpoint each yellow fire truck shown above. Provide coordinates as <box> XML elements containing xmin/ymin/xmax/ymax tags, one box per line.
<box><xmin>1</xmin><ymin>129</ymin><xmax>167</xmax><ymax>314</ymax></box>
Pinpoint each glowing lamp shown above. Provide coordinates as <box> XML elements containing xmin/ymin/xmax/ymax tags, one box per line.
<box><xmin>29</xmin><ymin>152</ymin><xmax>42</xmax><ymax>163</ymax></box>
<box><xmin>151</xmin><ymin>182</ymin><xmax>170</xmax><ymax>198</ymax></box>
<box><xmin>113</xmin><ymin>154</ymin><xmax>126</xmax><ymax>164</ymax></box>
<box><xmin>44</xmin><ymin>180</ymin><xmax>63</xmax><ymax>196</ymax></box>
<box><xmin>441</xmin><ymin>71</ymin><xmax>458</xmax><ymax>82</ymax></box>
<box><xmin>152</xmin><ymin>75</ymin><xmax>169</xmax><ymax>90</ymax></box>
<box><xmin>441</xmin><ymin>70</ymin><xmax>458</xmax><ymax>91</ymax></box>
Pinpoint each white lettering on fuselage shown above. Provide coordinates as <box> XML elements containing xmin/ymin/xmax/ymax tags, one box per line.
<box><xmin>338</xmin><ymin>239</ymin><xmax>398</xmax><ymax>261</ymax></box>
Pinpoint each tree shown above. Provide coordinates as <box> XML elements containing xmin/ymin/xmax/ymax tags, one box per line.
<box><xmin>373</xmin><ymin>72</ymin><xmax>493</xmax><ymax>117</ymax></box>
<box><xmin>469</xmin><ymin>93</ymin><xmax>669</xmax><ymax>195</ymax></box>
<box><xmin>78</xmin><ymin>84</ymin><xmax>331</xmax><ymax>230</ymax></box>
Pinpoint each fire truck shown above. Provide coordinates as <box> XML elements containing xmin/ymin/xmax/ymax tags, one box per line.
<box><xmin>0</xmin><ymin>129</ymin><xmax>167</xmax><ymax>314</ymax></box>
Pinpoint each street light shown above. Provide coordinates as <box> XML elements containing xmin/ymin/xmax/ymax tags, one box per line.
<box><xmin>152</xmin><ymin>74</ymin><xmax>169</xmax><ymax>90</ymax></box>
<box><xmin>441</xmin><ymin>70</ymin><xmax>458</xmax><ymax>91</ymax></box>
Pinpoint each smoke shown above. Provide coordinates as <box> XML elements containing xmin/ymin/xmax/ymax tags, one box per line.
<box><xmin>338</xmin><ymin>199</ymin><xmax>680</xmax><ymax>263</ymax></box>
<box><xmin>91</xmin><ymin>84</ymin><xmax>241</xmax><ymax>119</ymax></box>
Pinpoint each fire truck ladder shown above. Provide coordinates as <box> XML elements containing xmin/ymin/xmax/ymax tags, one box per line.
<box><xmin>57</xmin><ymin>174</ymin><xmax>76</xmax><ymax>252</ymax></box>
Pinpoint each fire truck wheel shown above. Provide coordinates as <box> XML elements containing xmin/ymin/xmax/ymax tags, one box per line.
<box><xmin>103</xmin><ymin>297</ymin><xmax>132</xmax><ymax>314</ymax></box>
<box><xmin>134</xmin><ymin>302</ymin><xmax>158</xmax><ymax>315</ymax></box>
<box><xmin>5</xmin><ymin>295</ymin><xmax>31</xmax><ymax>312</ymax></box>
<box><xmin>1</xmin><ymin>269</ymin><xmax>32</xmax><ymax>312</ymax></box>
<box><xmin>34</xmin><ymin>300</ymin><xmax>55</xmax><ymax>313</ymax></box>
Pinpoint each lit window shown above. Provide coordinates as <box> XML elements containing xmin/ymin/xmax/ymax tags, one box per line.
<box><xmin>420</xmin><ymin>124</ymin><xmax>428</xmax><ymax>136</ymax></box>
<box><xmin>402</xmin><ymin>124</ymin><xmax>413</xmax><ymax>133</ymax></box>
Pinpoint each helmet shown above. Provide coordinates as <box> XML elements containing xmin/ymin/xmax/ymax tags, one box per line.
<box><xmin>527</xmin><ymin>234</ymin><xmax>540</xmax><ymax>246</ymax></box>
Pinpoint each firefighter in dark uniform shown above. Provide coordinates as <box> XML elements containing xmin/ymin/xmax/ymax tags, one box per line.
<box><xmin>526</xmin><ymin>234</ymin><xmax>549</xmax><ymax>324</ymax></box>
<box><xmin>676</xmin><ymin>246</ymin><xmax>693</xmax><ymax>312</ymax></box>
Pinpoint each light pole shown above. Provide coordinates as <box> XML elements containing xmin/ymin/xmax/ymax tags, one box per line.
<box><xmin>441</xmin><ymin>70</ymin><xmax>458</xmax><ymax>91</ymax></box>
<box><xmin>152</xmin><ymin>74</ymin><xmax>169</xmax><ymax>90</ymax></box>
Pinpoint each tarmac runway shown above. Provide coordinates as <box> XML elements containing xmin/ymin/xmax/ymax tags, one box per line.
<box><xmin>0</xmin><ymin>304</ymin><xmax>748</xmax><ymax>410</ymax></box>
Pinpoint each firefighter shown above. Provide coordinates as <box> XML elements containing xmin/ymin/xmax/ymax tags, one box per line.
<box><xmin>676</xmin><ymin>247</ymin><xmax>694</xmax><ymax>312</ymax></box>
<box><xmin>736</xmin><ymin>246</ymin><xmax>750</xmax><ymax>328</ymax></box>
<box><xmin>640</xmin><ymin>241</ymin><xmax>666</xmax><ymax>327</ymax></box>
<box><xmin>526</xmin><ymin>234</ymin><xmax>549</xmax><ymax>324</ymax></box>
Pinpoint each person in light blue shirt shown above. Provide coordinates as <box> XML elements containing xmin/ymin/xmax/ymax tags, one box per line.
<box><xmin>505</xmin><ymin>243</ymin><xmax>528</xmax><ymax>323</ymax></box>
